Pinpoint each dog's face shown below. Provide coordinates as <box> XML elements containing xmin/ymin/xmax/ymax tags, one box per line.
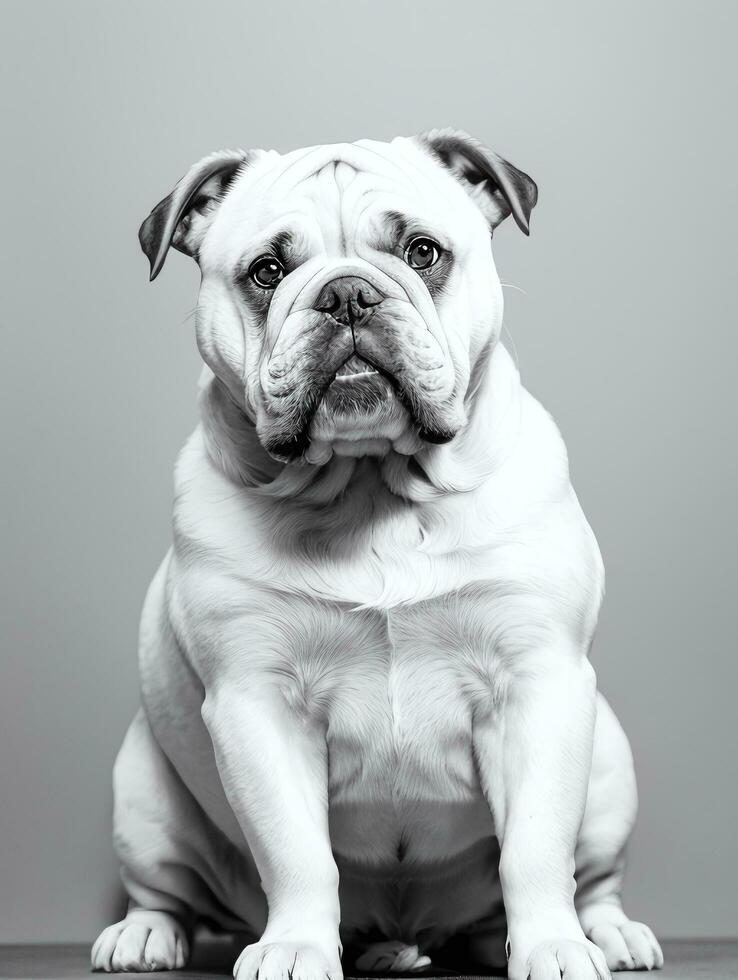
<box><xmin>140</xmin><ymin>131</ymin><xmax>536</xmax><ymax>463</ymax></box>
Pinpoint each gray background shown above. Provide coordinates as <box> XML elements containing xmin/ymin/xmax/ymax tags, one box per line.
<box><xmin>1</xmin><ymin>0</ymin><xmax>735</xmax><ymax>944</ymax></box>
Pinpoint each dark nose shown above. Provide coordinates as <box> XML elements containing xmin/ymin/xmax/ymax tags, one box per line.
<box><xmin>314</xmin><ymin>276</ymin><xmax>383</xmax><ymax>326</ymax></box>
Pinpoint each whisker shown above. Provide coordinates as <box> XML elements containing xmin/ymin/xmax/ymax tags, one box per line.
<box><xmin>500</xmin><ymin>282</ymin><xmax>527</xmax><ymax>294</ymax></box>
<box><xmin>502</xmin><ymin>322</ymin><xmax>521</xmax><ymax>372</ymax></box>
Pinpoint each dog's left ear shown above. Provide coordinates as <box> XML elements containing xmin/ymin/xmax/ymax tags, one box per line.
<box><xmin>414</xmin><ymin>129</ymin><xmax>538</xmax><ymax>235</ymax></box>
<box><xmin>138</xmin><ymin>149</ymin><xmax>254</xmax><ymax>281</ymax></box>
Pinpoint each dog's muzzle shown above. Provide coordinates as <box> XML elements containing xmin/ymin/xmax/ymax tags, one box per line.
<box><xmin>257</xmin><ymin>266</ymin><xmax>465</xmax><ymax>461</ymax></box>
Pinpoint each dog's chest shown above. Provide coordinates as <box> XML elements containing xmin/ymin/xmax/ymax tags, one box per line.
<box><xmin>286</xmin><ymin>596</ymin><xmax>498</xmax><ymax>863</ymax></box>
<box><xmin>327</xmin><ymin>605</ymin><xmax>475</xmax><ymax>793</ymax></box>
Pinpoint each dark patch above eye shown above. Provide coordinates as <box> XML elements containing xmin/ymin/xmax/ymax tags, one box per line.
<box><xmin>384</xmin><ymin>210</ymin><xmax>409</xmax><ymax>244</ymax></box>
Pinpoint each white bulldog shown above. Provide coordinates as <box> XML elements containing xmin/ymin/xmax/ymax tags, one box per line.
<box><xmin>92</xmin><ymin>131</ymin><xmax>663</xmax><ymax>980</ymax></box>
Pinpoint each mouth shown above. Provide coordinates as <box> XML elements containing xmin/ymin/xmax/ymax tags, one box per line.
<box><xmin>316</xmin><ymin>353</ymin><xmax>397</xmax><ymax>418</ymax></box>
<box><xmin>333</xmin><ymin>354</ymin><xmax>380</xmax><ymax>379</ymax></box>
<box><xmin>261</xmin><ymin>338</ymin><xmax>461</xmax><ymax>462</ymax></box>
<box><xmin>275</xmin><ymin>350</ymin><xmax>457</xmax><ymax>459</ymax></box>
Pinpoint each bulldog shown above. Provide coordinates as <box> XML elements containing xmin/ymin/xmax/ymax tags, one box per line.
<box><xmin>91</xmin><ymin>131</ymin><xmax>663</xmax><ymax>980</ymax></box>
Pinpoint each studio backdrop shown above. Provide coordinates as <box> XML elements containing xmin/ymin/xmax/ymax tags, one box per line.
<box><xmin>1</xmin><ymin>0</ymin><xmax>736</xmax><ymax>944</ymax></box>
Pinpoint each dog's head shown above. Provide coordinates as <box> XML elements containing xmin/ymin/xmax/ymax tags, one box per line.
<box><xmin>140</xmin><ymin>131</ymin><xmax>536</xmax><ymax>464</ymax></box>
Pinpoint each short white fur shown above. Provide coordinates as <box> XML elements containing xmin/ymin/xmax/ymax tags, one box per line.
<box><xmin>92</xmin><ymin>135</ymin><xmax>663</xmax><ymax>980</ymax></box>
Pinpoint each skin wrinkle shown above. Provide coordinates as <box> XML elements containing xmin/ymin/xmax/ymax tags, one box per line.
<box><xmin>334</xmin><ymin>161</ymin><xmax>352</xmax><ymax>256</ymax></box>
<box><xmin>354</xmin><ymin>139</ymin><xmax>460</xmax><ymax>203</ymax></box>
<box><xmin>254</xmin><ymin>207</ymin><xmax>459</xmax><ymax>453</ymax></box>
<box><xmin>261</xmin><ymin>141</ymin><xmax>447</xmax><ymax>222</ymax></box>
<box><xmin>236</xmin><ymin>170</ymin><xmax>458</xmax><ymax>435</ymax></box>
<box><xmin>234</xmin><ymin>213</ymin><xmax>315</xmax><ymax>276</ymax></box>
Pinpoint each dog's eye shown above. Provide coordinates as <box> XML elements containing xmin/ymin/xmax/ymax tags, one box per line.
<box><xmin>405</xmin><ymin>237</ymin><xmax>441</xmax><ymax>271</ymax></box>
<box><xmin>248</xmin><ymin>256</ymin><xmax>285</xmax><ymax>289</ymax></box>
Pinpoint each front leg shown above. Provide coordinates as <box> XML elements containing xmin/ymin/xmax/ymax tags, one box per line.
<box><xmin>474</xmin><ymin>650</ymin><xmax>610</xmax><ymax>980</ymax></box>
<box><xmin>202</xmin><ymin>681</ymin><xmax>342</xmax><ymax>980</ymax></box>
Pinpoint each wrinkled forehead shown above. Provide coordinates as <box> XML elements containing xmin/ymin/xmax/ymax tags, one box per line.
<box><xmin>212</xmin><ymin>138</ymin><xmax>472</xmax><ymax>255</ymax></box>
<box><xmin>252</xmin><ymin>138</ymin><xmax>442</xmax><ymax>199</ymax></box>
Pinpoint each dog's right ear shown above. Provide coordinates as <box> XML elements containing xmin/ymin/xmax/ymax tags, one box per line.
<box><xmin>138</xmin><ymin>149</ymin><xmax>253</xmax><ymax>281</ymax></box>
<box><xmin>413</xmin><ymin>129</ymin><xmax>537</xmax><ymax>235</ymax></box>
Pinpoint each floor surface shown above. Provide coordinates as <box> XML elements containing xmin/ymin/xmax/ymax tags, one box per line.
<box><xmin>0</xmin><ymin>943</ymin><xmax>736</xmax><ymax>980</ymax></box>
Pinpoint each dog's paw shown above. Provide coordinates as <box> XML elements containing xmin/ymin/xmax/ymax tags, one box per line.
<box><xmin>355</xmin><ymin>941</ymin><xmax>431</xmax><ymax>972</ymax></box>
<box><xmin>587</xmin><ymin>920</ymin><xmax>664</xmax><ymax>972</ymax></box>
<box><xmin>234</xmin><ymin>940</ymin><xmax>341</xmax><ymax>980</ymax></box>
<box><xmin>91</xmin><ymin>910</ymin><xmax>189</xmax><ymax>972</ymax></box>
<box><xmin>509</xmin><ymin>938</ymin><xmax>610</xmax><ymax>980</ymax></box>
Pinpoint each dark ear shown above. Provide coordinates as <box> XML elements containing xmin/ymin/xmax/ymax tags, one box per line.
<box><xmin>414</xmin><ymin>128</ymin><xmax>537</xmax><ymax>235</ymax></box>
<box><xmin>138</xmin><ymin>149</ymin><xmax>252</xmax><ymax>280</ymax></box>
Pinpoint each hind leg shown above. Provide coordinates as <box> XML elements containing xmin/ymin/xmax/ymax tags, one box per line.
<box><xmin>91</xmin><ymin>909</ymin><xmax>189</xmax><ymax>974</ymax></box>
<box><xmin>92</xmin><ymin>708</ymin><xmax>245</xmax><ymax>972</ymax></box>
<box><xmin>575</xmin><ymin>695</ymin><xmax>663</xmax><ymax>972</ymax></box>
<box><xmin>92</xmin><ymin>710</ymin><xmax>198</xmax><ymax>971</ymax></box>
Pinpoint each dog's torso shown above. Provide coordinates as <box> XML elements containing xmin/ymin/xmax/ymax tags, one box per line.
<box><xmin>137</xmin><ymin>346</ymin><xmax>605</xmax><ymax>945</ymax></box>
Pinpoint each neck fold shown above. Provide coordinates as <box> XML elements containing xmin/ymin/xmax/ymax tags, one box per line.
<box><xmin>200</xmin><ymin>342</ymin><xmax>522</xmax><ymax>505</ymax></box>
